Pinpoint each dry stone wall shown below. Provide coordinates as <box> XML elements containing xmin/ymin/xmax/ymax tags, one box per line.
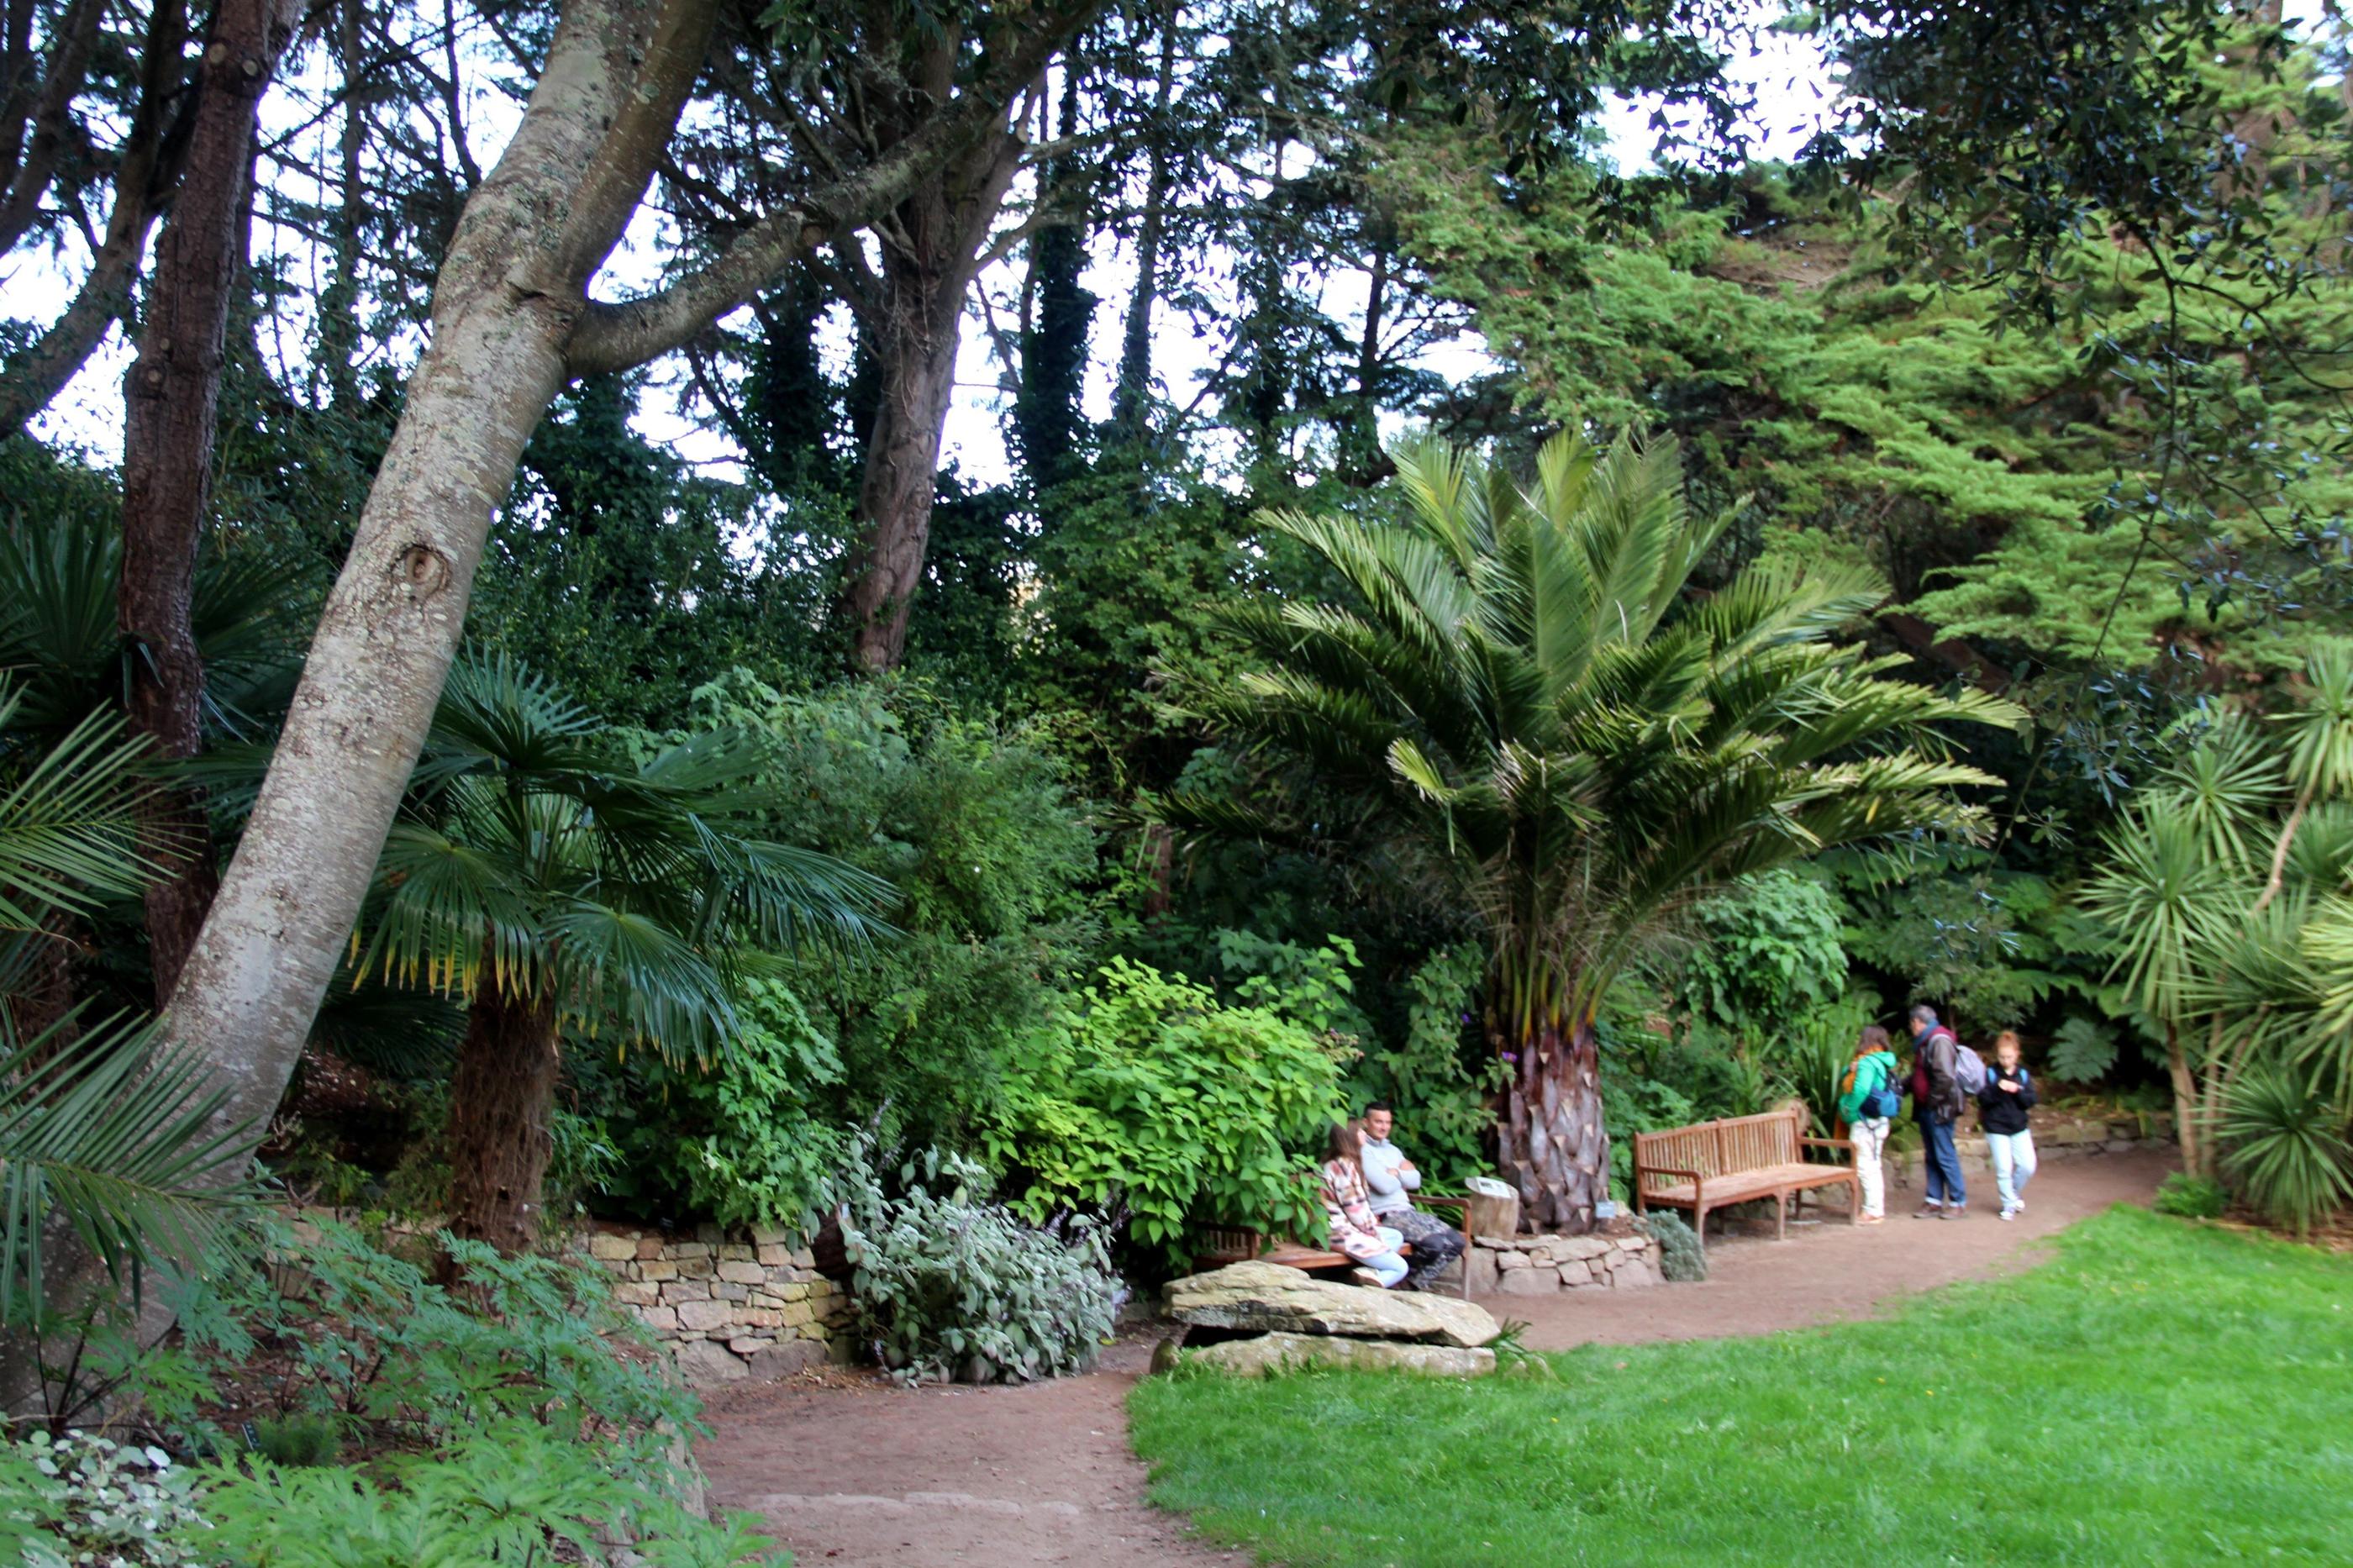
<box><xmin>1467</xmin><ymin>1232</ymin><xmax>1662</xmax><ymax>1297</ymax></box>
<box><xmin>579</xmin><ymin>1223</ymin><xmax>853</xmax><ymax>1387</ymax></box>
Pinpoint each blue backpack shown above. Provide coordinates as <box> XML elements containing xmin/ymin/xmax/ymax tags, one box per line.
<box><xmin>1855</xmin><ymin>1052</ymin><xmax>1903</xmax><ymax>1120</ymax></box>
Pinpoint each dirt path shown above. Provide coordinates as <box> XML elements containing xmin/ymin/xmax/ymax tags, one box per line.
<box><xmin>1511</xmin><ymin>1147</ymin><xmax>2174</xmax><ymax>1349</ymax></box>
<box><xmin>695</xmin><ymin>1335</ymin><xmax>1239</xmax><ymax>1568</ymax></box>
<box><xmin>695</xmin><ymin>1150</ymin><xmax>2170</xmax><ymax>1565</ymax></box>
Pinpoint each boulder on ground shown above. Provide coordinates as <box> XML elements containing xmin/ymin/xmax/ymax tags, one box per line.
<box><xmin>1164</xmin><ymin>1261</ymin><xmax>1500</xmax><ymax>1347</ymax></box>
<box><xmin>1187</xmin><ymin>1331</ymin><xmax>1496</xmax><ymax>1378</ymax></box>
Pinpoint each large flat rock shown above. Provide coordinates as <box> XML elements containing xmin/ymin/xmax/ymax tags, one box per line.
<box><xmin>1164</xmin><ymin>1261</ymin><xmax>1500</xmax><ymax>1347</ymax></box>
<box><xmin>1187</xmin><ymin>1331</ymin><xmax>1496</xmax><ymax>1378</ymax></box>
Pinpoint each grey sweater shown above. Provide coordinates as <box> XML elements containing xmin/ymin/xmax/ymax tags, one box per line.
<box><xmin>1361</xmin><ymin>1136</ymin><xmax>1420</xmax><ymax>1217</ymax></box>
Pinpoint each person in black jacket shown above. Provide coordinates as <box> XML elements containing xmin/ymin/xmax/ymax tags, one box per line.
<box><xmin>1978</xmin><ymin>1030</ymin><xmax>2040</xmax><ymax>1220</ymax></box>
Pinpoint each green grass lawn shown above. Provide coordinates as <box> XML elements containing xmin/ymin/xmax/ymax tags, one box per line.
<box><xmin>1129</xmin><ymin>1208</ymin><xmax>2353</xmax><ymax>1566</ymax></box>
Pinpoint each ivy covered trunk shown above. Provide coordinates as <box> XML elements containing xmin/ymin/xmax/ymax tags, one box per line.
<box><xmin>445</xmin><ymin>976</ymin><xmax>562</xmax><ymax>1260</ymax></box>
<box><xmin>1494</xmin><ymin>1011</ymin><xmax>1609</xmax><ymax>1234</ymax></box>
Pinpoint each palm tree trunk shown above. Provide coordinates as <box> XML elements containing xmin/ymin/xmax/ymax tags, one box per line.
<box><xmin>445</xmin><ymin>979</ymin><xmax>562</xmax><ymax>1260</ymax></box>
<box><xmin>1496</xmin><ymin>1013</ymin><xmax>1609</xmax><ymax>1234</ymax></box>
<box><xmin>2164</xmin><ymin>1020</ymin><xmax>2206</xmax><ymax>1178</ymax></box>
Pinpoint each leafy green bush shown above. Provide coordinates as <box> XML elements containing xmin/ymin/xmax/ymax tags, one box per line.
<box><xmin>1682</xmin><ymin>870</ymin><xmax>1848</xmax><ymax>1044</ymax></box>
<box><xmin>687</xmin><ymin>673</ymin><xmax>1102</xmax><ymax>1152</ymax></box>
<box><xmin>1638</xmin><ymin>1212</ymin><xmax>1707</xmax><ymax>1282</ymax></box>
<box><xmin>2220</xmin><ymin>1070</ymin><xmax>2353</xmax><ymax>1239</ymax></box>
<box><xmin>1349</xmin><ymin>941</ymin><xmax>1497</xmax><ymax>1184</ymax></box>
<box><xmin>1776</xmin><ymin>994</ymin><xmax>1877</xmax><ymax>1136</ymax></box>
<box><xmin>2153</xmin><ymin>1171</ymin><xmax>2229</xmax><ymax>1219</ymax></box>
<box><xmin>835</xmin><ymin>1141</ymin><xmax>1122</xmax><ymax>1385</ymax></box>
<box><xmin>602</xmin><ymin>976</ymin><xmax>847</xmax><ymax>1230</ymax></box>
<box><xmin>980</xmin><ymin>957</ymin><xmax>1350</xmax><ymax>1254</ymax></box>
<box><xmin>0</xmin><ymin>1431</ymin><xmax>212</xmax><ymax>1568</ymax></box>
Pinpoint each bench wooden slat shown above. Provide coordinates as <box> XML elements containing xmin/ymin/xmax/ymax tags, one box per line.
<box><xmin>1632</xmin><ymin>1108</ymin><xmax>1858</xmax><ymax>1250</ymax></box>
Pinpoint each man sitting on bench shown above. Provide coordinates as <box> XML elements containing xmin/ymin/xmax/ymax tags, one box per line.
<box><xmin>1361</xmin><ymin>1102</ymin><xmax>1466</xmax><ymax>1292</ymax></box>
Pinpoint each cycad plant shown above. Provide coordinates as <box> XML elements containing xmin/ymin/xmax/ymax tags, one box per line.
<box><xmin>358</xmin><ymin>655</ymin><xmax>891</xmax><ymax>1256</ymax></box>
<box><xmin>2219</xmin><ymin>1067</ymin><xmax>2353</xmax><ymax>1239</ymax></box>
<box><xmin>1179</xmin><ymin>431</ymin><xmax>2021</xmax><ymax>1231</ymax></box>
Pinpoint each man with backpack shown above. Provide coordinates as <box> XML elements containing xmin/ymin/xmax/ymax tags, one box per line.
<box><xmin>1908</xmin><ymin>1003</ymin><xmax>1977</xmax><ymax>1219</ymax></box>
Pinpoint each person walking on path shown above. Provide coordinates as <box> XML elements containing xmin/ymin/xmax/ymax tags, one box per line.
<box><xmin>1318</xmin><ymin>1121</ymin><xmax>1412</xmax><ymax>1288</ymax></box>
<box><xmin>1908</xmin><ymin>1004</ymin><xmax>1969</xmax><ymax>1219</ymax></box>
<box><xmin>1836</xmin><ymin>1025</ymin><xmax>1903</xmax><ymax>1223</ymax></box>
<box><xmin>1978</xmin><ymin>1029</ymin><xmax>2040</xmax><ymax>1219</ymax></box>
<box><xmin>1359</xmin><ymin>1102</ymin><xmax>1468</xmax><ymax>1290</ymax></box>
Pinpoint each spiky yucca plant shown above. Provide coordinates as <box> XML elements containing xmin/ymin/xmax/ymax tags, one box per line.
<box><xmin>1178</xmin><ymin>431</ymin><xmax>2022</xmax><ymax>1231</ymax></box>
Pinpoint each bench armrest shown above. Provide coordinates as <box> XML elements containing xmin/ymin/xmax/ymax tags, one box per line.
<box><xmin>1799</xmin><ymin>1136</ymin><xmax>1856</xmax><ymax>1163</ymax></box>
<box><xmin>1638</xmin><ymin>1165</ymin><xmax>1703</xmax><ymax>1183</ymax></box>
<box><xmin>1419</xmin><ymin>1194</ymin><xmax>1469</xmax><ymax>1223</ymax></box>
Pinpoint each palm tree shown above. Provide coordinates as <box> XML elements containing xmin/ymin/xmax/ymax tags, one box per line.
<box><xmin>358</xmin><ymin>655</ymin><xmax>892</xmax><ymax>1257</ymax></box>
<box><xmin>1179</xmin><ymin>430</ymin><xmax>2023</xmax><ymax>1231</ymax></box>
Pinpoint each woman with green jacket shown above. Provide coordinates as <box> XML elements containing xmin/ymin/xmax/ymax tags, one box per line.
<box><xmin>1836</xmin><ymin>1026</ymin><xmax>1903</xmax><ymax>1223</ymax></box>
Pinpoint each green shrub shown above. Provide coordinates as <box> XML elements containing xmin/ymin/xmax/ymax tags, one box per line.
<box><xmin>979</xmin><ymin>956</ymin><xmax>1350</xmax><ymax>1255</ymax></box>
<box><xmin>0</xmin><ymin>1430</ymin><xmax>212</xmax><ymax>1568</ymax></box>
<box><xmin>1682</xmin><ymin>870</ymin><xmax>1848</xmax><ymax>1044</ymax></box>
<box><xmin>2219</xmin><ymin>1070</ymin><xmax>2353</xmax><ymax>1239</ymax></box>
<box><xmin>2047</xmin><ymin>1015</ymin><xmax>2121</xmax><ymax>1083</ymax></box>
<box><xmin>602</xmin><ymin>976</ymin><xmax>847</xmax><ymax>1230</ymax></box>
<box><xmin>835</xmin><ymin>1139</ymin><xmax>1122</xmax><ymax>1385</ymax></box>
<box><xmin>2153</xmin><ymin>1171</ymin><xmax>2229</xmax><ymax>1219</ymax></box>
<box><xmin>1638</xmin><ymin>1212</ymin><xmax>1707</xmax><ymax>1281</ymax></box>
<box><xmin>1349</xmin><ymin>940</ymin><xmax>1496</xmax><ymax>1185</ymax></box>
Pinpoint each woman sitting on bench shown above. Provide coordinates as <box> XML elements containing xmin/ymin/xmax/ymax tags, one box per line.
<box><xmin>1319</xmin><ymin>1120</ymin><xmax>1410</xmax><ymax>1288</ymax></box>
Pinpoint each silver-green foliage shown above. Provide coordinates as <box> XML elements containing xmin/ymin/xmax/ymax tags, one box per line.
<box><xmin>836</xmin><ymin>1139</ymin><xmax>1121</xmax><ymax>1385</ymax></box>
<box><xmin>1638</xmin><ymin>1211</ymin><xmax>1707</xmax><ymax>1282</ymax></box>
<box><xmin>0</xmin><ymin>1431</ymin><xmax>212</xmax><ymax>1568</ymax></box>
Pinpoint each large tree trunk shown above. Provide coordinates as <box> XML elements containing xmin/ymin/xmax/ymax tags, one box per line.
<box><xmin>1495</xmin><ymin>1014</ymin><xmax>1610</xmax><ymax>1234</ymax></box>
<box><xmin>445</xmin><ymin>977</ymin><xmax>563</xmax><ymax>1258</ymax></box>
<box><xmin>118</xmin><ymin>0</ymin><xmax>303</xmax><ymax>1003</ymax></box>
<box><xmin>841</xmin><ymin>253</ymin><xmax>971</xmax><ymax>672</ymax></box>
<box><xmin>837</xmin><ymin>36</ymin><xmax>1027</xmax><ymax>673</ymax></box>
<box><xmin>157</xmin><ymin>0</ymin><xmax>719</xmax><ymax>1189</ymax></box>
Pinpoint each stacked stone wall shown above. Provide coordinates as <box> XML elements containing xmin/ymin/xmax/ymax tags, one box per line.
<box><xmin>579</xmin><ymin>1224</ymin><xmax>853</xmax><ymax>1386</ymax></box>
<box><xmin>1466</xmin><ymin>1232</ymin><xmax>1663</xmax><ymax>1297</ymax></box>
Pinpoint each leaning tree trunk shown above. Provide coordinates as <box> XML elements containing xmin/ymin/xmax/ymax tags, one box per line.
<box><xmin>118</xmin><ymin>0</ymin><xmax>303</xmax><ymax>1003</ymax></box>
<box><xmin>154</xmin><ymin>0</ymin><xmax>718</xmax><ymax>1193</ymax></box>
<box><xmin>445</xmin><ymin>978</ymin><xmax>563</xmax><ymax>1260</ymax></box>
<box><xmin>1495</xmin><ymin>1013</ymin><xmax>1610</xmax><ymax>1234</ymax></box>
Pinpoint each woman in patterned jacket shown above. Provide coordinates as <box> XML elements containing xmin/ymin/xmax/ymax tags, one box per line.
<box><xmin>1318</xmin><ymin>1120</ymin><xmax>1411</xmax><ymax>1288</ymax></box>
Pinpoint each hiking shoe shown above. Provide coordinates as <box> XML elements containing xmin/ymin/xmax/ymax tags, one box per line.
<box><xmin>1943</xmin><ymin>1207</ymin><xmax>1966</xmax><ymax>1220</ymax></box>
<box><xmin>1350</xmin><ymin>1267</ymin><xmax>1386</xmax><ymax>1288</ymax></box>
<box><xmin>1913</xmin><ymin>1205</ymin><xmax>1943</xmax><ymax>1218</ymax></box>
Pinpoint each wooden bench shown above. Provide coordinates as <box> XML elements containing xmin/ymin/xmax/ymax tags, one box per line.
<box><xmin>1195</xmin><ymin>1196</ymin><xmax>1471</xmax><ymax>1297</ymax></box>
<box><xmin>1633</xmin><ymin>1108</ymin><xmax>1856</xmax><ymax>1249</ymax></box>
